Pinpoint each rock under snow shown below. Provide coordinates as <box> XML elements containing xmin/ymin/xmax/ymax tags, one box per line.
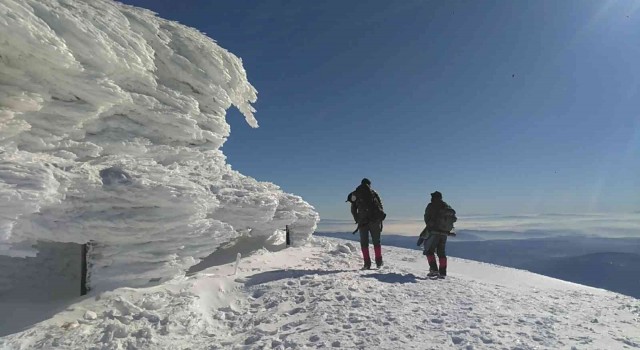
<box><xmin>83</xmin><ymin>311</ymin><xmax>97</xmax><ymax>321</ymax></box>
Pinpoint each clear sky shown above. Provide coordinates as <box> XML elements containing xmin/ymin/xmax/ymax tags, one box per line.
<box><xmin>118</xmin><ymin>0</ymin><xmax>639</xmax><ymax>219</ymax></box>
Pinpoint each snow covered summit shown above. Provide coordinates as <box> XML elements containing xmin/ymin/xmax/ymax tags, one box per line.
<box><xmin>0</xmin><ymin>0</ymin><xmax>318</xmax><ymax>291</ymax></box>
<box><xmin>1</xmin><ymin>237</ymin><xmax>638</xmax><ymax>349</ymax></box>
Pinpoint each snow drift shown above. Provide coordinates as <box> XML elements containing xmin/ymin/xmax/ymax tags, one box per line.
<box><xmin>0</xmin><ymin>0</ymin><xmax>318</xmax><ymax>291</ymax></box>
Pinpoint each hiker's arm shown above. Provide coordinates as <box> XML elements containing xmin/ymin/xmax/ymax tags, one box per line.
<box><xmin>351</xmin><ymin>202</ymin><xmax>358</xmax><ymax>223</ymax></box>
<box><xmin>374</xmin><ymin>191</ymin><xmax>383</xmax><ymax>210</ymax></box>
<box><xmin>424</xmin><ymin>203</ymin><xmax>432</xmax><ymax>225</ymax></box>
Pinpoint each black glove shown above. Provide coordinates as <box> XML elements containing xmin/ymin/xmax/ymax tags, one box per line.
<box><xmin>416</xmin><ymin>237</ymin><xmax>424</xmax><ymax>246</ymax></box>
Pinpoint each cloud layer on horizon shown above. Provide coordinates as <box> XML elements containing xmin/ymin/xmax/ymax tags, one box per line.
<box><xmin>317</xmin><ymin>213</ymin><xmax>640</xmax><ymax>238</ymax></box>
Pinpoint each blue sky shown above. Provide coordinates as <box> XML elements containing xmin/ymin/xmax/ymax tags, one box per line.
<box><xmin>118</xmin><ymin>0</ymin><xmax>639</xmax><ymax>219</ymax></box>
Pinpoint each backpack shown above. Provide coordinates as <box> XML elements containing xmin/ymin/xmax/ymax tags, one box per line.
<box><xmin>353</xmin><ymin>185</ymin><xmax>386</xmax><ymax>223</ymax></box>
<box><xmin>434</xmin><ymin>205</ymin><xmax>457</xmax><ymax>232</ymax></box>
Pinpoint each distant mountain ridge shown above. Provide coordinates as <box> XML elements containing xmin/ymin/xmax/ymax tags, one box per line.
<box><xmin>524</xmin><ymin>252</ymin><xmax>640</xmax><ymax>298</ymax></box>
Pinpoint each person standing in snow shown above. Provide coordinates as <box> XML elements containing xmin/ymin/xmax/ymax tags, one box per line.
<box><xmin>418</xmin><ymin>191</ymin><xmax>456</xmax><ymax>278</ymax></box>
<box><xmin>346</xmin><ymin>178</ymin><xmax>386</xmax><ymax>269</ymax></box>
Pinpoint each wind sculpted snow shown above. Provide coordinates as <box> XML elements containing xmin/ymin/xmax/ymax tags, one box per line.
<box><xmin>0</xmin><ymin>0</ymin><xmax>318</xmax><ymax>291</ymax></box>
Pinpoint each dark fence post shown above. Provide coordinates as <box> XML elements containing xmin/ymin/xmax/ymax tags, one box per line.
<box><xmin>285</xmin><ymin>225</ymin><xmax>291</xmax><ymax>247</ymax></box>
<box><xmin>80</xmin><ymin>242</ymin><xmax>88</xmax><ymax>295</ymax></box>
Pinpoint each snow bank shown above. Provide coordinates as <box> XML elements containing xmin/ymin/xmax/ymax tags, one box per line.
<box><xmin>0</xmin><ymin>0</ymin><xmax>318</xmax><ymax>291</ymax></box>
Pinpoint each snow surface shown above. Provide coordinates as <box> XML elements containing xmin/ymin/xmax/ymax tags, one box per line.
<box><xmin>1</xmin><ymin>236</ymin><xmax>638</xmax><ymax>349</ymax></box>
<box><xmin>0</xmin><ymin>0</ymin><xmax>318</xmax><ymax>291</ymax></box>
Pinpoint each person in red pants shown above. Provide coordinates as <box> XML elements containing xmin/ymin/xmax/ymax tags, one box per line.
<box><xmin>419</xmin><ymin>191</ymin><xmax>456</xmax><ymax>278</ymax></box>
<box><xmin>346</xmin><ymin>178</ymin><xmax>386</xmax><ymax>269</ymax></box>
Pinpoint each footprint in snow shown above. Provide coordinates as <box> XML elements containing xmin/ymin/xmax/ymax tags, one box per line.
<box><xmin>243</xmin><ymin>334</ymin><xmax>261</xmax><ymax>345</ymax></box>
<box><xmin>451</xmin><ymin>335</ymin><xmax>465</xmax><ymax>345</ymax></box>
<box><xmin>615</xmin><ymin>337</ymin><xmax>640</xmax><ymax>348</ymax></box>
<box><xmin>480</xmin><ymin>335</ymin><xmax>495</xmax><ymax>344</ymax></box>
<box><xmin>251</xmin><ymin>289</ymin><xmax>267</xmax><ymax>299</ymax></box>
<box><xmin>264</xmin><ymin>300</ymin><xmax>279</xmax><ymax>309</ymax></box>
<box><xmin>287</xmin><ymin>307</ymin><xmax>304</xmax><ymax>315</ymax></box>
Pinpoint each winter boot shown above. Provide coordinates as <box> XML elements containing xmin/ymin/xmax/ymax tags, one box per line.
<box><xmin>374</xmin><ymin>245</ymin><xmax>383</xmax><ymax>268</ymax></box>
<box><xmin>438</xmin><ymin>257</ymin><xmax>447</xmax><ymax>277</ymax></box>
<box><xmin>362</xmin><ymin>259</ymin><xmax>372</xmax><ymax>270</ymax></box>
<box><xmin>361</xmin><ymin>247</ymin><xmax>371</xmax><ymax>270</ymax></box>
<box><xmin>426</xmin><ymin>254</ymin><xmax>438</xmax><ymax>271</ymax></box>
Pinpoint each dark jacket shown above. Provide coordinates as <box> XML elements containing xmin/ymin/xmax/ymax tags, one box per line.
<box><xmin>424</xmin><ymin>199</ymin><xmax>452</xmax><ymax>231</ymax></box>
<box><xmin>349</xmin><ymin>184</ymin><xmax>384</xmax><ymax>224</ymax></box>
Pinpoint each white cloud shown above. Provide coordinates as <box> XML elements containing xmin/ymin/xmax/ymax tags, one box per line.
<box><xmin>318</xmin><ymin>213</ymin><xmax>640</xmax><ymax>238</ymax></box>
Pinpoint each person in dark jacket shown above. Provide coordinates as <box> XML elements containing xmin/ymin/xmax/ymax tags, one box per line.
<box><xmin>347</xmin><ymin>178</ymin><xmax>385</xmax><ymax>269</ymax></box>
<box><xmin>421</xmin><ymin>191</ymin><xmax>455</xmax><ymax>277</ymax></box>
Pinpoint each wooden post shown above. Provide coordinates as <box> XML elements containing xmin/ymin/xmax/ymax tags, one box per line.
<box><xmin>80</xmin><ymin>243</ymin><xmax>88</xmax><ymax>295</ymax></box>
<box><xmin>285</xmin><ymin>225</ymin><xmax>291</xmax><ymax>247</ymax></box>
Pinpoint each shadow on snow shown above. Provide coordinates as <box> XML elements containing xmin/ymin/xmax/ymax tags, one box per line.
<box><xmin>360</xmin><ymin>272</ymin><xmax>428</xmax><ymax>283</ymax></box>
<box><xmin>244</xmin><ymin>269</ymin><xmax>350</xmax><ymax>287</ymax></box>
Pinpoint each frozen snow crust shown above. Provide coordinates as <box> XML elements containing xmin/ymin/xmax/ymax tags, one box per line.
<box><xmin>0</xmin><ymin>0</ymin><xmax>318</xmax><ymax>290</ymax></box>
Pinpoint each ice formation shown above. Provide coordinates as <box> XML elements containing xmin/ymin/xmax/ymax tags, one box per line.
<box><xmin>0</xmin><ymin>0</ymin><xmax>318</xmax><ymax>291</ymax></box>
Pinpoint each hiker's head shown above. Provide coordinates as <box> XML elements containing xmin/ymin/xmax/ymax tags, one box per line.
<box><xmin>431</xmin><ymin>191</ymin><xmax>442</xmax><ymax>201</ymax></box>
<box><xmin>361</xmin><ymin>178</ymin><xmax>371</xmax><ymax>186</ymax></box>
